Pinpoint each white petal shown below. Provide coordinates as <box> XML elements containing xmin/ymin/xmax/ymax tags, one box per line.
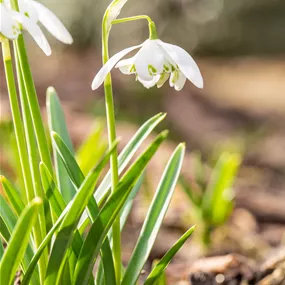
<box><xmin>92</xmin><ymin>42</ymin><xmax>144</xmax><ymax>90</ymax></box>
<box><xmin>116</xmin><ymin>56</ymin><xmax>136</xmax><ymax>68</ymax></box>
<box><xmin>12</xmin><ymin>12</ymin><xmax>51</xmax><ymax>56</ymax></box>
<box><xmin>137</xmin><ymin>75</ymin><xmax>160</xmax><ymax>89</ymax></box>
<box><xmin>0</xmin><ymin>3</ymin><xmax>20</xmax><ymax>39</ymax></box>
<box><xmin>134</xmin><ymin>40</ymin><xmax>165</xmax><ymax>81</ymax></box>
<box><xmin>157</xmin><ymin>40</ymin><xmax>203</xmax><ymax>89</ymax></box>
<box><xmin>116</xmin><ymin>56</ymin><xmax>136</xmax><ymax>75</ymax></box>
<box><xmin>30</xmin><ymin>0</ymin><xmax>73</xmax><ymax>44</ymax></box>
<box><xmin>174</xmin><ymin>72</ymin><xmax>186</xmax><ymax>91</ymax></box>
<box><xmin>19</xmin><ymin>0</ymin><xmax>39</xmax><ymax>22</ymax></box>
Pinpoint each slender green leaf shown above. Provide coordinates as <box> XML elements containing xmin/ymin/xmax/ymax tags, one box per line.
<box><xmin>0</xmin><ymin>176</ymin><xmax>25</xmax><ymax>216</ymax></box>
<box><xmin>202</xmin><ymin>152</ymin><xmax>241</xmax><ymax>225</ymax></box>
<box><xmin>96</xmin><ymin>174</ymin><xmax>144</xmax><ymax>285</ymax></box>
<box><xmin>0</xmin><ymin>195</ymin><xmax>17</xmax><ymax>234</ymax></box>
<box><xmin>0</xmin><ymin>198</ymin><xmax>42</xmax><ymax>285</ymax></box>
<box><xmin>52</xmin><ymin>132</ymin><xmax>85</xmax><ymax>186</ymax></box>
<box><xmin>44</xmin><ymin>142</ymin><xmax>117</xmax><ymax>285</ymax></box>
<box><xmin>120</xmin><ymin>172</ymin><xmax>144</xmax><ymax>230</ymax></box>
<box><xmin>39</xmin><ymin>162</ymin><xmax>88</xmax><ymax>263</ymax></box>
<box><xmin>180</xmin><ymin>175</ymin><xmax>202</xmax><ymax>208</ymax></box>
<box><xmin>0</xmin><ymin>217</ymin><xmax>10</xmax><ymax>244</ymax></box>
<box><xmin>79</xmin><ymin>113</ymin><xmax>166</xmax><ymax>230</ymax></box>
<box><xmin>76</xmin><ymin>122</ymin><xmax>107</xmax><ymax>175</ymax></box>
<box><xmin>0</xmin><ymin>239</ymin><xmax>4</xmax><ymax>262</ymax></box>
<box><xmin>122</xmin><ymin>143</ymin><xmax>185</xmax><ymax>285</ymax></box>
<box><xmin>21</xmin><ymin>201</ymin><xmax>69</xmax><ymax>285</ymax></box>
<box><xmin>52</xmin><ymin>132</ymin><xmax>100</xmax><ymax>220</ymax></box>
<box><xmin>72</xmin><ymin>130</ymin><xmax>168</xmax><ymax>285</ymax></box>
<box><xmin>52</xmin><ymin>132</ymin><xmax>116</xmax><ymax>285</ymax></box>
<box><xmin>39</xmin><ymin>162</ymin><xmax>66</xmax><ymax>222</ymax></box>
<box><xmin>144</xmin><ymin>226</ymin><xmax>196</xmax><ymax>285</ymax></box>
<box><xmin>47</xmin><ymin>88</ymin><xmax>76</xmax><ymax>203</ymax></box>
<box><xmin>0</xmin><ymin>198</ymin><xmax>39</xmax><ymax>285</ymax></box>
<box><xmin>95</xmin><ymin>112</ymin><xmax>166</xmax><ymax>202</ymax></box>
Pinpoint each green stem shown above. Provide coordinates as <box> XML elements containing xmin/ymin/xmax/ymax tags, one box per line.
<box><xmin>2</xmin><ymin>39</ymin><xmax>46</xmax><ymax>282</ymax></box>
<box><xmin>112</xmin><ymin>15</ymin><xmax>158</xmax><ymax>40</ymax></box>
<box><xmin>1</xmin><ymin>40</ymin><xmax>33</xmax><ymax>203</ymax></box>
<box><xmin>102</xmin><ymin>13</ymin><xmax>121</xmax><ymax>285</ymax></box>
<box><xmin>202</xmin><ymin>224</ymin><xmax>212</xmax><ymax>248</ymax></box>
<box><xmin>14</xmin><ymin>35</ymin><xmax>53</xmax><ymax>172</ymax></box>
<box><xmin>14</xmin><ymin>44</ymin><xmax>48</xmax><ymax>279</ymax></box>
<box><xmin>111</xmin><ymin>15</ymin><xmax>152</xmax><ymax>25</ymax></box>
<box><xmin>10</xmin><ymin>0</ymin><xmax>53</xmax><ymax>173</ymax></box>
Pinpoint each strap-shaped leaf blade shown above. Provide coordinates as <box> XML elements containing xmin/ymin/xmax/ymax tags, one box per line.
<box><xmin>76</xmin><ymin>122</ymin><xmax>107</xmax><ymax>175</ymax></box>
<box><xmin>47</xmin><ymin>87</ymin><xmax>76</xmax><ymax>202</ymax></box>
<box><xmin>0</xmin><ymin>198</ymin><xmax>42</xmax><ymax>285</ymax></box>
<box><xmin>202</xmin><ymin>152</ymin><xmax>241</xmax><ymax>225</ymax></box>
<box><xmin>95</xmin><ymin>173</ymin><xmax>144</xmax><ymax>285</ymax></box>
<box><xmin>0</xmin><ymin>196</ymin><xmax>38</xmax><ymax>284</ymax></box>
<box><xmin>51</xmin><ymin>132</ymin><xmax>117</xmax><ymax>285</ymax></box>
<box><xmin>79</xmin><ymin>113</ymin><xmax>166</xmax><ymax>230</ymax></box>
<box><xmin>72</xmin><ymin>131</ymin><xmax>168</xmax><ymax>285</ymax></box>
<box><xmin>144</xmin><ymin>225</ymin><xmax>195</xmax><ymax>285</ymax></box>
<box><xmin>44</xmin><ymin>142</ymin><xmax>117</xmax><ymax>285</ymax></box>
<box><xmin>122</xmin><ymin>143</ymin><xmax>185</xmax><ymax>285</ymax></box>
<box><xmin>39</xmin><ymin>162</ymin><xmax>66</xmax><ymax>222</ymax></box>
<box><xmin>95</xmin><ymin>113</ymin><xmax>166</xmax><ymax>203</ymax></box>
<box><xmin>1</xmin><ymin>176</ymin><xmax>25</xmax><ymax>216</ymax></box>
<box><xmin>21</xmin><ymin>201</ymin><xmax>70</xmax><ymax>285</ymax></box>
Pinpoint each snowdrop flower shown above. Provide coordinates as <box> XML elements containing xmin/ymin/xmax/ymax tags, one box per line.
<box><xmin>92</xmin><ymin>39</ymin><xmax>203</xmax><ymax>91</ymax></box>
<box><xmin>0</xmin><ymin>2</ymin><xmax>21</xmax><ymax>40</ymax></box>
<box><xmin>1</xmin><ymin>0</ymin><xmax>72</xmax><ymax>55</ymax></box>
<box><xmin>1</xmin><ymin>1</ymin><xmax>51</xmax><ymax>54</ymax></box>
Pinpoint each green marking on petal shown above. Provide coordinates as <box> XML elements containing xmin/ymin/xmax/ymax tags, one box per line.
<box><xmin>148</xmin><ymin>65</ymin><xmax>157</xmax><ymax>76</ymax></box>
<box><xmin>171</xmin><ymin>70</ymin><xmax>179</xmax><ymax>84</ymax></box>
<box><xmin>24</xmin><ymin>12</ymin><xmax>29</xmax><ymax>17</ymax></box>
<box><xmin>163</xmin><ymin>64</ymin><xmax>170</xmax><ymax>72</ymax></box>
<box><xmin>157</xmin><ymin>73</ymin><xmax>170</xmax><ymax>88</ymax></box>
<box><xmin>130</xmin><ymin>65</ymin><xmax>136</xmax><ymax>73</ymax></box>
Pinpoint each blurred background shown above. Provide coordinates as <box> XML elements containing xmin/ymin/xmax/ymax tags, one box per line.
<box><xmin>1</xmin><ymin>0</ymin><xmax>285</xmax><ymax>282</ymax></box>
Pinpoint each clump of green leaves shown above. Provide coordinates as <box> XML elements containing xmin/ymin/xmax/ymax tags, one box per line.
<box><xmin>1</xmin><ymin>0</ymin><xmax>197</xmax><ymax>283</ymax></box>
<box><xmin>0</xmin><ymin>90</ymin><xmax>195</xmax><ymax>285</ymax></box>
<box><xmin>180</xmin><ymin>152</ymin><xmax>241</xmax><ymax>247</ymax></box>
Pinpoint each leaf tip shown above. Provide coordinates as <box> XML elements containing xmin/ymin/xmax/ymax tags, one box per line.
<box><xmin>0</xmin><ymin>175</ymin><xmax>5</xmax><ymax>183</ymax></box>
<box><xmin>51</xmin><ymin>131</ymin><xmax>58</xmax><ymax>139</ymax></box>
<box><xmin>32</xmin><ymin>197</ymin><xmax>43</xmax><ymax>205</ymax></box>
<box><xmin>47</xmin><ymin>86</ymin><xmax>56</xmax><ymax>95</ymax></box>
<box><xmin>160</xmin><ymin>130</ymin><xmax>169</xmax><ymax>139</ymax></box>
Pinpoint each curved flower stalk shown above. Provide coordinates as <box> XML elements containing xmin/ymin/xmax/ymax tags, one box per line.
<box><xmin>92</xmin><ymin>39</ymin><xmax>203</xmax><ymax>91</ymax></box>
<box><xmin>1</xmin><ymin>0</ymin><xmax>73</xmax><ymax>55</ymax></box>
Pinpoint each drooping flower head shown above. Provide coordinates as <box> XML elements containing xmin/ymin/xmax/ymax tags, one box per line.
<box><xmin>0</xmin><ymin>2</ymin><xmax>21</xmax><ymax>39</ymax></box>
<box><xmin>92</xmin><ymin>39</ymin><xmax>203</xmax><ymax>91</ymax></box>
<box><xmin>1</xmin><ymin>0</ymin><xmax>73</xmax><ymax>55</ymax></box>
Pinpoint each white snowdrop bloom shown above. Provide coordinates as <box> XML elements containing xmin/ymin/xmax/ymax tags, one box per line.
<box><xmin>1</xmin><ymin>0</ymin><xmax>73</xmax><ymax>55</ymax></box>
<box><xmin>16</xmin><ymin>0</ymin><xmax>73</xmax><ymax>45</ymax></box>
<box><xmin>0</xmin><ymin>2</ymin><xmax>51</xmax><ymax>55</ymax></box>
<box><xmin>92</xmin><ymin>39</ymin><xmax>203</xmax><ymax>91</ymax></box>
<box><xmin>0</xmin><ymin>2</ymin><xmax>21</xmax><ymax>40</ymax></box>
